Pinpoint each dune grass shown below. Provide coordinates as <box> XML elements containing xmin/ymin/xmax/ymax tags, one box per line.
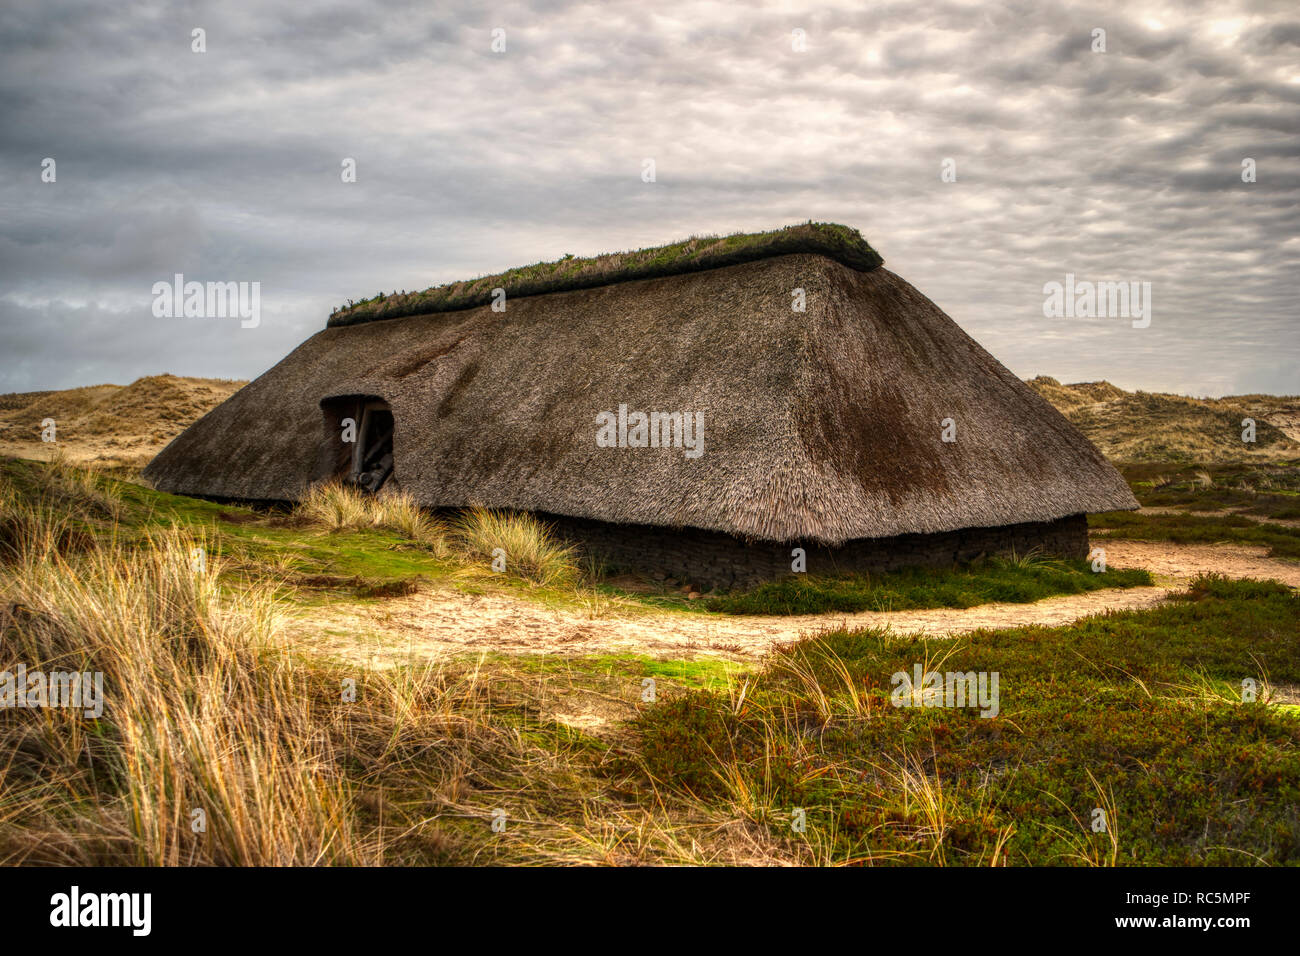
<box><xmin>0</xmin><ymin>501</ymin><xmax>365</xmax><ymax>865</ymax></box>
<box><xmin>295</xmin><ymin>480</ymin><xmax>448</xmax><ymax>551</ymax></box>
<box><xmin>295</xmin><ymin>480</ymin><xmax>372</xmax><ymax>531</ymax></box>
<box><xmin>0</xmin><ymin>490</ymin><xmax>778</xmax><ymax>865</ymax></box>
<box><xmin>328</xmin><ymin>222</ymin><xmax>882</xmax><ymax>327</ymax></box>
<box><xmin>451</xmin><ymin>506</ymin><xmax>581</xmax><ymax>587</ymax></box>
<box><xmin>0</xmin><ymin>488</ymin><xmax>624</xmax><ymax>865</ymax></box>
<box><xmin>293</xmin><ymin>482</ymin><xmax>587</xmax><ymax>586</ymax></box>
<box><xmin>1122</xmin><ymin>461</ymin><xmax>1300</xmax><ymax>520</ymax></box>
<box><xmin>1025</xmin><ymin>379</ymin><xmax>1300</xmax><ymax>463</ymax></box>
<box><xmin>292</xmin><ymin>485</ymin><xmax>580</xmax><ymax>587</ymax></box>
<box><xmin>32</xmin><ymin>449</ymin><xmax>125</xmax><ymax>521</ymax></box>
<box><xmin>706</xmin><ymin>554</ymin><xmax>1153</xmax><ymax>615</ymax></box>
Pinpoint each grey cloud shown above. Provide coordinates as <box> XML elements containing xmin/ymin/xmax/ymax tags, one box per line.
<box><xmin>0</xmin><ymin>0</ymin><xmax>1295</xmax><ymax>395</ymax></box>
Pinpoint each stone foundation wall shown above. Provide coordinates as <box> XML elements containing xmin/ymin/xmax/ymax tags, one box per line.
<box><xmin>542</xmin><ymin>513</ymin><xmax>1091</xmax><ymax>591</ymax></box>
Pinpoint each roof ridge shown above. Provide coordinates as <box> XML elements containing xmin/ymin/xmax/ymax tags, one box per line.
<box><xmin>328</xmin><ymin>221</ymin><xmax>882</xmax><ymax>328</ymax></box>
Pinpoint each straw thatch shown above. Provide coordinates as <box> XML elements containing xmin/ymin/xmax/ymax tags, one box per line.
<box><xmin>145</xmin><ymin>238</ymin><xmax>1137</xmax><ymax>545</ymax></box>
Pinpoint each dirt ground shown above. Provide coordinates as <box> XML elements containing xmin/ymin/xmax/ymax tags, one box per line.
<box><xmin>285</xmin><ymin>537</ymin><xmax>1300</xmax><ymax>667</ymax></box>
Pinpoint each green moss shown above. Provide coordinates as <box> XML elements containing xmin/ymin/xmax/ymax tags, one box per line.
<box><xmin>329</xmin><ymin>222</ymin><xmax>882</xmax><ymax>327</ymax></box>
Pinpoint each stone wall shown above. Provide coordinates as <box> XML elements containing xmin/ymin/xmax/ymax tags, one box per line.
<box><xmin>542</xmin><ymin>512</ymin><xmax>1091</xmax><ymax>591</ymax></box>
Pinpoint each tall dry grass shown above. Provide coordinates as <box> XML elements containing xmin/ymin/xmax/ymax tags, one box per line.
<box><xmin>0</xmin><ymin>498</ymin><xmax>374</xmax><ymax>865</ymax></box>
<box><xmin>295</xmin><ymin>487</ymin><xmax>583</xmax><ymax>587</ymax></box>
<box><xmin>295</xmin><ymin>481</ymin><xmax>448</xmax><ymax>553</ymax></box>
<box><xmin>1</xmin><ymin>462</ymin><xmax>95</xmax><ymax>563</ymax></box>
<box><xmin>296</xmin><ymin>480</ymin><xmax>373</xmax><ymax>531</ymax></box>
<box><xmin>32</xmin><ymin>450</ymin><xmax>125</xmax><ymax>521</ymax></box>
<box><xmin>0</xmin><ymin>461</ymin><xmax>872</xmax><ymax>867</ymax></box>
<box><xmin>0</xmin><ymin>488</ymin><xmax>744</xmax><ymax>865</ymax></box>
<box><xmin>452</xmin><ymin>507</ymin><xmax>580</xmax><ymax>587</ymax></box>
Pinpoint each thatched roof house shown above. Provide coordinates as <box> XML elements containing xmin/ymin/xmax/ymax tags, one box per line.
<box><xmin>145</xmin><ymin>223</ymin><xmax>1137</xmax><ymax>588</ymax></box>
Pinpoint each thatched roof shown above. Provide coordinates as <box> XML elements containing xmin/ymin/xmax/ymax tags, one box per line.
<box><xmin>145</xmin><ymin>238</ymin><xmax>1137</xmax><ymax>544</ymax></box>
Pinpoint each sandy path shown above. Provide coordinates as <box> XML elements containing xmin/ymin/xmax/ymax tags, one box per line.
<box><xmin>284</xmin><ymin>537</ymin><xmax>1298</xmax><ymax>666</ymax></box>
<box><xmin>1096</xmin><ymin>538</ymin><xmax>1300</xmax><ymax>587</ymax></box>
<box><xmin>287</xmin><ymin>583</ymin><xmax>1176</xmax><ymax>667</ymax></box>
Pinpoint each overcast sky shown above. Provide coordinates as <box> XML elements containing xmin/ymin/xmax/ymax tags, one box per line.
<box><xmin>2</xmin><ymin>0</ymin><xmax>1297</xmax><ymax>397</ymax></box>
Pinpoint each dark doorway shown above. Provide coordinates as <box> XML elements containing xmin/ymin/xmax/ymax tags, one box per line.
<box><xmin>319</xmin><ymin>396</ymin><xmax>395</xmax><ymax>493</ymax></box>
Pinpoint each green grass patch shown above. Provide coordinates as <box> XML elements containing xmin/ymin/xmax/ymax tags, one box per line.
<box><xmin>481</xmin><ymin>652</ymin><xmax>748</xmax><ymax>693</ymax></box>
<box><xmin>617</xmin><ymin>575</ymin><xmax>1300</xmax><ymax>865</ymax></box>
<box><xmin>2</xmin><ymin>457</ymin><xmax>457</xmax><ymax>590</ymax></box>
<box><xmin>706</xmin><ymin>556</ymin><xmax>1153</xmax><ymax>615</ymax></box>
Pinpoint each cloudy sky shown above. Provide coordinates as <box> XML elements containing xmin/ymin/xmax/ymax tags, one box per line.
<box><xmin>2</xmin><ymin>0</ymin><xmax>1297</xmax><ymax>396</ymax></box>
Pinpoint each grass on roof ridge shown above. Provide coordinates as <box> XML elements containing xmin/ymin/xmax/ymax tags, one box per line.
<box><xmin>328</xmin><ymin>221</ymin><xmax>882</xmax><ymax>328</ymax></box>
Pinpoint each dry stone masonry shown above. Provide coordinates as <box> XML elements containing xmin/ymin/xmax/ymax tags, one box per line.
<box><xmin>545</xmin><ymin>513</ymin><xmax>1090</xmax><ymax>591</ymax></box>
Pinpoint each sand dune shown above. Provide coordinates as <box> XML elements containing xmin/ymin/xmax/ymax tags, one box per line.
<box><xmin>1027</xmin><ymin>376</ymin><xmax>1300</xmax><ymax>462</ymax></box>
<box><xmin>0</xmin><ymin>374</ymin><xmax>245</xmax><ymax>469</ymax></box>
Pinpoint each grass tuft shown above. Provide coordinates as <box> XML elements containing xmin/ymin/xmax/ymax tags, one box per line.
<box><xmin>295</xmin><ymin>481</ymin><xmax>449</xmax><ymax>553</ymax></box>
<box><xmin>452</xmin><ymin>507</ymin><xmax>580</xmax><ymax>587</ymax></box>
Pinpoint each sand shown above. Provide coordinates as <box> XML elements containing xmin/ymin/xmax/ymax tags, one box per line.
<box><xmin>283</xmin><ymin>538</ymin><xmax>1298</xmax><ymax>668</ymax></box>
